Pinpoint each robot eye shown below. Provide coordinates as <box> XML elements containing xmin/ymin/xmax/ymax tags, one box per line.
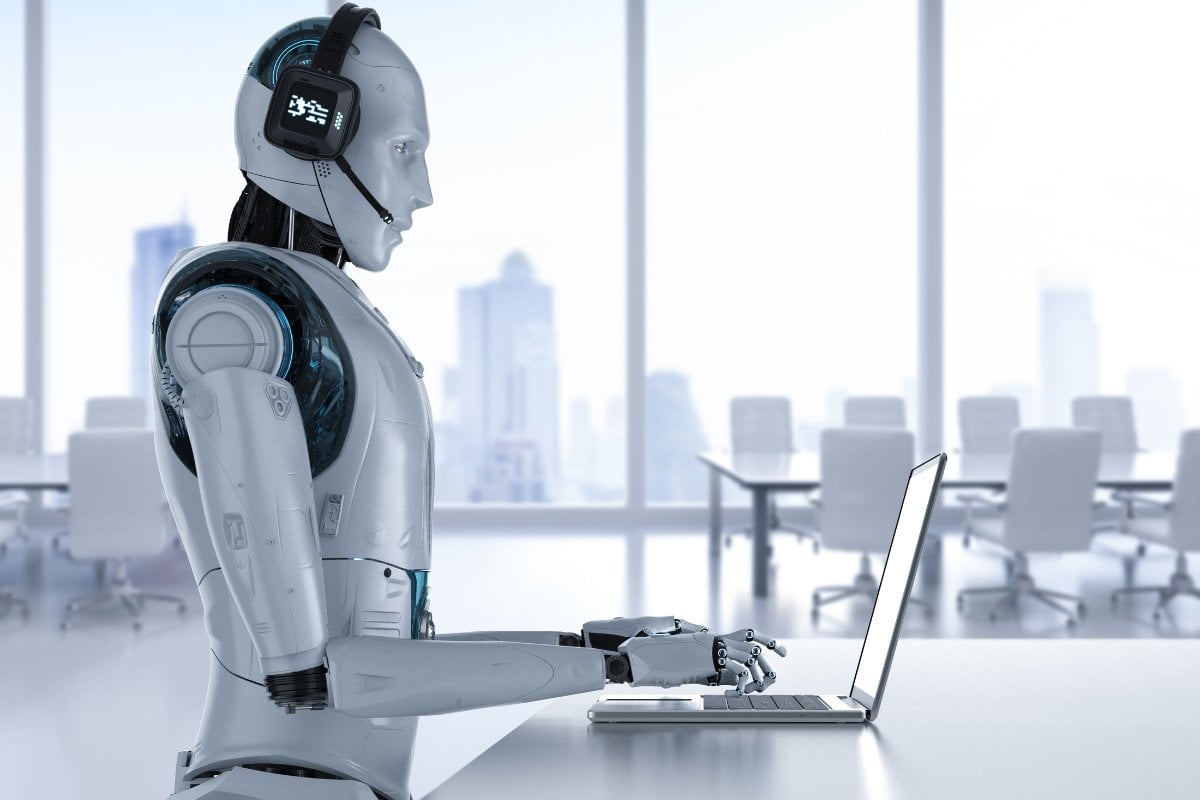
<box><xmin>394</xmin><ymin>142</ymin><xmax>409</xmax><ymax>155</ymax></box>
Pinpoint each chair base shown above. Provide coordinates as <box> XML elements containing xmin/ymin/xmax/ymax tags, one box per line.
<box><xmin>0</xmin><ymin>589</ymin><xmax>29</xmax><ymax>621</ymax></box>
<box><xmin>957</xmin><ymin>553</ymin><xmax>1085</xmax><ymax>626</ymax></box>
<box><xmin>812</xmin><ymin>554</ymin><xmax>931</xmax><ymax>619</ymax></box>
<box><xmin>1111</xmin><ymin>554</ymin><xmax>1200</xmax><ymax>622</ymax></box>
<box><xmin>724</xmin><ymin>496</ymin><xmax>820</xmax><ymax>553</ymax></box>
<box><xmin>62</xmin><ymin>559</ymin><xmax>186</xmax><ymax>631</ymax></box>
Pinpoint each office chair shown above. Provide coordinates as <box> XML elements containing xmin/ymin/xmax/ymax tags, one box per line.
<box><xmin>956</xmin><ymin>428</ymin><xmax>1102</xmax><ymax>627</ymax></box>
<box><xmin>60</xmin><ymin>430</ymin><xmax>186</xmax><ymax>631</ymax></box>
<box><xmin>1111</xmin><ymin>429</ymin><xmax>1200</xmax><ymax>621</ymax></box>
<box><xmin>723</xmin><ymin>397</ymin><xmax>817</xmax><ymax>550</ymax></box>
<box><xmin>809</xmin><ymin>428</ymin><xmax>927</xmax><ymax>617</ymax></box>
<box><xmin>0</xmin><ymin>397</ymin><xmax>33</xmax><ymax>587</ymax></box>
<box><xmin>844</xmin><ymin>396</ymin><xmax>907</xmax><ymax>428</ymax></box>
<box><xmin>958</xmin><ymin>396</ymin><xmax>1020</xmax><ymax>453</ymax></box>
<box><xmin>1071</xmin><ymin>396</ymin><xmax>1139</xmax><ymax>453</ymax></box>
<box><xmin>85</xmin><ymin>396</ymin><xmax>148</xmax><ymax>429</ymax></box>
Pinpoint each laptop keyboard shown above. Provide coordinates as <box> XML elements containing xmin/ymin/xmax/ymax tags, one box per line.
<box><xmin>702</xmin><ymin>694</ymin><xmax>830</xmax><ymax>711</ymax></box>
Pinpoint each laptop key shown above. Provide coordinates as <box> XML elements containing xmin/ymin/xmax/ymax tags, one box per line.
<box><xmin>749</xmin><ymin>695</ymin><xmax>779</xmax><ymax>710</ymax></box>
<box><xmin>794</xmin><ymin>695</ymin><xmax>830</xmax><ymax>711</ymax></box>
<box><xmin>773</xmin><ymin>695</ymin><xmax>803</xmax><ymax>710</ymax></box>
<box><xmin>726</xmin><ymin>694</ymin><xmax>753</xmax><ymax>709</ymax></box>
<box><xmin>702</xmin><ymin>695</ymin><xmax>728</xmax><ymax>710</ymax></box>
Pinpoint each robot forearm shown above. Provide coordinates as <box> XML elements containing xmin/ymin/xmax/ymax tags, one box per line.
<box><xmin>436</xmin><ymin>630</ymin><xmax>583</xmax><ymax>646</ymax></box>
<box><xmin>183</xmin><ymin>367</ymin><xmax>329</xmax><ymax>686</ymax></box>
<box><xmin>326</xmin><ymin>636</ymin><xmax>629</xmax><ymax>717</ymax></box>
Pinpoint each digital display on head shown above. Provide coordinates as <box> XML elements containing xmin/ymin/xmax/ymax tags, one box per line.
<box><xmin>280</xmin><ymin>84</ymin><xmax>339</xmax><ymax>135</ymax></box>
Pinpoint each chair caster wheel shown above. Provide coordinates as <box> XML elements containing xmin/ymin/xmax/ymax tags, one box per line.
<box><xmin>60</xmin><ymin>622</ymin><xmax>69</xmax><ymax>631</ymax></box>
<box><xmin>988</xmin><ymin>612</ymin><xmax>998</xmax><ymax>622</ymax></box>
<box><xmin>1152</xmin><ymin>611</ymin><xmax>1162</xmax><ymax>622</ymax></box>
<box><xmin>1065</xmin><ymin>618</ymin><xmax>1077</xmax><ymax>629</ymax></box>
<box><xmin>178</xmin><ymin>603</ymin><xmax>187</xmax><ymax>615</ymax></box>
<box><xmin>132</xmin><ymin>621</ymin><xmax>143</xmax><ymax>632</ymax></box>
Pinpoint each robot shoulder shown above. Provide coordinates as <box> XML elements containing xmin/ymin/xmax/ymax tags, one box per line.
<box><xmin>152</xmin><ymin>243</ymin><xmax>356</xmax><ymax>477</ymax></box>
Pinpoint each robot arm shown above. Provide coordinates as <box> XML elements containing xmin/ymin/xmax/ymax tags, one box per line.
<box><xmin>181</xmin><ymin>366</ymin><xmax>330</xmax><ymax>707</ymax></box>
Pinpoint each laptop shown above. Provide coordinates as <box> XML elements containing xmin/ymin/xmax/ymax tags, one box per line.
<box><xmin>588</xmin><ymin>452</ymin><xmax>946</xmax><ymax>724</ymax></box>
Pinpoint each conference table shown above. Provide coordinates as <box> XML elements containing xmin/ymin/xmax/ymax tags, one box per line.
<box><xmin>698</xmin><ymin>450</ymin><xmax>1176</xmax><ymax>597</ymax></box>
<box><xmin>0</xmin><ymin>454</ymin><xmax>67</xmax><ymax>492</ymax></box>
<box><xmin>426</xmin><ymin>638</ymin><xmax>1195</xmax><ymax>800</ymax></box>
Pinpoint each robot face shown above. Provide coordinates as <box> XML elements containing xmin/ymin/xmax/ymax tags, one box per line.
<box><xmin>321</xmin><ymin>26</ymin><xmax>434</xmax><ymax>272</ymax></box>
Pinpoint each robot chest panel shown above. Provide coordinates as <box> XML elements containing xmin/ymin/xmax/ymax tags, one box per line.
<box><xmin>311</xmin><ymin>286</ymin><xmax>434</xmax><ymax>569</ymax></box>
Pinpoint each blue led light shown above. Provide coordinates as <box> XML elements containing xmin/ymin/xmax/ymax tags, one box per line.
<box><xmin>270</xmin><ymin>38</ymin><xmax>321</xmax><ymax>88</ymax></box>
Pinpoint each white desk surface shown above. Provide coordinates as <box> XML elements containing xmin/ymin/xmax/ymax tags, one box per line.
<box><xmin>0</xmin><ymin>454</ymin><xmax>67</xmax><ymax>491</ymax></box>
<box><xmin>426</xmin><ymin>638</ymin><xmax>1197</xmax><ymax>799</ymax></box>
<box><xmin>699</xmin><ymin>450</ymin><xmax>1176</xmax><ymax>491</ymax></box>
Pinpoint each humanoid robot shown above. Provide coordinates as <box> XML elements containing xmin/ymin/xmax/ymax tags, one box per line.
<box><xmin>154</xmin><ymin>6</ymin><xmax>785</xmax><ymax>799</ymax></box>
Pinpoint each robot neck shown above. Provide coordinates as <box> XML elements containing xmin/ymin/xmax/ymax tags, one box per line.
<box><xmin>227</xmin><ymin>175</ymin><xmax>348</xmax><ymax>269</ymax></box>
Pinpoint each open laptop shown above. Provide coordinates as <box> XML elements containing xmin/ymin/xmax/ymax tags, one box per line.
<box><xmin>589</xmin><ymin>452</ymin><xmax>946</xmax><ymax>724</ymax></box>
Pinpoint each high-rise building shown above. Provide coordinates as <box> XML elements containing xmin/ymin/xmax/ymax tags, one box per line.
<box><xmin>1039</xmin><ymin>287</ymin><xmax>1099</xmax><ymax>425</ymax></box>
<box><xmin>1125</xmin><ymin>367</ymin><xmax>1184</xmax><ymax>451</ymax></box>
<box><xmin>456</xmin><ymin>252</ymin><xmax>559</xmax><ymax>501</ymax></box>
<box><xmin>645</xmin><ymin>370</ymin><xmax>707</xmax><ymax>502</ymax></box>
<box><xmin>131</xmin><ymin>219</ymin><xmax>194</xmax><ymax>403</ymax></box>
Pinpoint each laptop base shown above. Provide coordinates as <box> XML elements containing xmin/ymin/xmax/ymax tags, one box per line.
<box><xmin>587</xmin><ymin>694</ymin><xmax>868</xmax><ymax>723</ymax></box>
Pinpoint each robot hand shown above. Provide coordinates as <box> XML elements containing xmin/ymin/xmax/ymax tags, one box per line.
<box><xmin>581</xmin><ymin>615</ymin><xmax>709</xmax><ymax>651</ymax></box>
<box><xmin>618</xmin><ymin>628</ymin><xmax>787</xmax><ymax>695</ymax></box>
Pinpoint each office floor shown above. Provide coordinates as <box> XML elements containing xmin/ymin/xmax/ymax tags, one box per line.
<box><xmin>1</xmin><ymin>523</ymin><xmax>1197</xmax><ymax>798</ymax></box>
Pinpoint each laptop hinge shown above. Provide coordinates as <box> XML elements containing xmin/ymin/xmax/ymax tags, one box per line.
<box><xmin>843</xmin><ymin>695</ymin><xmax>871</xmax><ymax>718</ymax></box>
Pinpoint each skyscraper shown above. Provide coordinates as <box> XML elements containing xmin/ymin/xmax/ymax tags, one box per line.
<box><xmin>130</xmin><ymin>219</ymin><xmax>194</xmax><ymax>402</ymax></box>
<box><xmin>456</xmin><ymin>252</ymin><xmax>559</xmax><ymax>501</ymax></box>
<box><xmin>645</xmin><ymin>370</ymin><xmax>707</xmax><ymax>502</ymax></box>
<box><xmin>1039</xmin><ymin>287</ymin><xmax>1099</xmax><ymax>425</ymax></box>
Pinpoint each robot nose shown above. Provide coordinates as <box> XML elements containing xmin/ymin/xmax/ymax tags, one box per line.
<box><xmin>412</xmin><ymin>195</ymin><xmax>432</xmax><ymax>211</ymax></box>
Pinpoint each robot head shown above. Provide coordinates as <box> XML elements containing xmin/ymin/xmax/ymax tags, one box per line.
<box><xmin>235</xmin><ymin>5</ymin><xmax>432</xmax><ymax>271</ymax></box>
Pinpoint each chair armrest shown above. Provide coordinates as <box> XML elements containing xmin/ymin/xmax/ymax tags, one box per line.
<box><xmin>0</xmin><ymin>491</ymin><xmax>30</xmax><ymax>509</ymax></box>
<box><xmin>957</xmin><ymin>491</ymin><xmax>1005</xmax><ymax>510</ymax></box>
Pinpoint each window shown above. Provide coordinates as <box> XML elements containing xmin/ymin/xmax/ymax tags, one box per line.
<box><xmin>44</xmin><ymin>3</ymin><xmax>322</xmax><ymax>450</ymax></box>
<box><xmin>355</xmin><ymin>1</ymin><xmax>626</xmax><ymax>504</ymax></box>
<box><xmin>1</xmin><ymin>0</ymin><xmax>23</xmax><ymax>397</ymax></box>
<box><xmin>945</xmin><ymin>1</ymin><xmax>1200</xmax><ymax>449</ymax></box>
<box><xmin>646</xmin><ymin>0</ymin><xmax>918</xmax><ymax>501</ymax></box>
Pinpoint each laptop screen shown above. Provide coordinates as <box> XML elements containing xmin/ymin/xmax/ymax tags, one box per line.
<box><xmin>849</xmin><ymin>453</ymin><xmax>945</xmax><ymax>715</ymax></box>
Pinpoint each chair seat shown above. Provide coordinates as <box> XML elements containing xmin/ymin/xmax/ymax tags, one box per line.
<box><xmin>1125</xmin><ymin>516</ymin><xmax>1171</xmax><ymax>545</ymax></box>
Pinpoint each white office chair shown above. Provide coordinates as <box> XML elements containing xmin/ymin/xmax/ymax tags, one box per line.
<box><xmin>61</xmin><ymin>430</ymin><xmax>186</xmax><ymax>631</ymax></box>
<box><xmin>0</xmin><ymin>397</ymin><xmax>34</xmax><ymax>561</ymax></box>
<box><xmin>1111</xmin><ymin>429</ymin><xmax>1200</xmax><ymax>621</ymax></box>
<box><xmin>723</xmin><ymin>397</ymin><xmax>817</xmax><ymax>550</ymax></box>
<box><xmin>1071</xmin><ymin>396</ymin><xmax>1139</xmax><ymax>453</ymax></box>
<box><xmin>85</xmin><ymin>396</ymin><xmax>148</xmax><ymax>429</ymax></box>
<box><xmin>956</xmin><ymin>428</ymin><xmax>1102</xmax><ymax>627</ymax></box>
<box><xmin>844</xmin><ymin>396</ymin><xmax>907</xmax><ymax>428</ymax></box>
<box><xmin>809</xmin><ymin>428</ymin><xmax>923</xmax><ymax>616</ymax></box>
<box><xmin>958</xmin><ymin>396</ymin><xmax>1020</xmax><ymax>453</ymax></box>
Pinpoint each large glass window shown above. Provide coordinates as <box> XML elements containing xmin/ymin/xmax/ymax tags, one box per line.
<box><xmin>1</xmin><ymin>0</ymin><xmax>23</xmax><ymax>398</ymax></box>
<box><xmin>945</xmin><ymin>1</ymin><xmax>1200</xmax><ymax>450</ymax></box>
<box><xmin>45</xmin><ymin>3</ymin><xmax>322</xmax><ymax>451</ymax></box>
<box><xmin>355</xmin><ymin>1</ymin><xmax>626</xmax><ymax>504</ymax></box>
<box><xmin>646</xmin><ymin>0</ymin><xmax>918</xmax><ymax>501</ymax></box>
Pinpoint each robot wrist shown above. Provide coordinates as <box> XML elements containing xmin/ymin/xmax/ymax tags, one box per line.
<box><xmin>603</xmin><ymin>653</ymin><xmax>633</xmax><ymax>684</ymax></box>
<box><xmin>558</xmin><ymin>632</ymin><xmax>583</xmax><ymax>647</ymax></box>
<box><xmin>265</xmin><ymin>664</ymin><xmax>330</xmax><ymax>713</ymax></box>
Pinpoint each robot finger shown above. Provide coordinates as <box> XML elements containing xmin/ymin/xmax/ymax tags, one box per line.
<box><xmin>746</xmin><ymin>659</ymin><xmax>768</xmax><ymax>692</ymax></box>
<box><xmin>723</xmin><ymin>641</ymin><xmax>759</xmax><ymax>666</ymax></box>
<box><xmin>675</xmin><ymin>618</ymin><xmax>709</xmax><ymax>634</ymax></box>
<box><xmin>723</xmin><ymin>665</ymin><xmax>753</xmax><ymax>698</ymax></box>
<box><xmin>756</xmin><ymin>652</ymin><xmax>777</xmax><ymax>684</ymax></box>
<box><xmin>747</xmin><ymin>630</ymin><xmax>788</xmax><ymax>657</ymax></box>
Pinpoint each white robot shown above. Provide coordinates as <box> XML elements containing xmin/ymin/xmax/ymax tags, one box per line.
<box><xmin>154</xmin><ymin>6</ymin><xmax>785</xmax><ymax>799</ymax></box>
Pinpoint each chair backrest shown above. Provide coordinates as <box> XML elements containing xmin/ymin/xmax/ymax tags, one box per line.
<box><xmin>844</xmin><ymin>396</ymin><xmax>906</xmax><ymax>428</ymax></box>
<box><xmin>730</xmin><ymin>396</ymin><xmax>793</xmax><ymax>453</ymax></box>
<box><xmin>1071</xmin><ymin>395</ymin><xmax>1138</xmax><ymax>453</ymax></box>
<box><xmin>958</xmin><ymin>396</ymin><xmax>1020</xmax><ymax>453</ymax></box>
<box><xmin>818</xmin><ymin>428</ymin><xmax>915</xmax><ymax>552</ymax></box>
<box><xmin>1002</xmin><ymin>428</ymin><xmax>1102</xmax><ymax>553</ymax></box>
<box><xmin>0</xmin><ymin>397</ymin><xmax>34</xmax><ymax>455</ymax></box>
<box><xmin>1168</xmin><ymin>429</ymin><xmax>1200</xmax><ymax>550</ymax></box>
<box><xmin>85</xmin><ymin>396</ymin><xmax>148</xmax><ymax>429</ymax></box>
<box><xmin>67</xmin><ymin>430</ymin><xmax>168</xmax><ymax>560</ymax></box>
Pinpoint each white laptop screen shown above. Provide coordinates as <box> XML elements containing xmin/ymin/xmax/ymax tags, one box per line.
<box><xmin>850</xmin><ymin>454</ymin><xmax>943</xmax><ymax>709</ymax></box>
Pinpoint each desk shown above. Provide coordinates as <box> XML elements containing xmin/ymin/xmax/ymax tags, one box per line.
<box><xmin>698</xmin><ymin>450</ymin><xmax>1175</xmax><ymax>597</ymax></box>
<box><xmin>0</xmin><ymin>454</ymin><xmax>67</xmax><ymax>491</ymax></box>
<box><xmin>426</xmin><ymin>639</ymin><xmax>1196</xmax><ymax>800</ymax></box>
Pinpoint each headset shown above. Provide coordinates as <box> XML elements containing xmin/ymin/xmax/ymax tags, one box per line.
<box><xmin>264</xmin><ymin>2</ymin><xmax>395</xmax><ymax>224</ymax></box>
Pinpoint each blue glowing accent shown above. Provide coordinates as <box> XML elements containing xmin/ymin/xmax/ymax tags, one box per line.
<box><xmin>209</xmin><ymin>283</ymin><xmax>294</xmax><ymax>378</ymax></box>
<box><xmin>406</xmin><ymin>569</ymin><xmax>430</xmax><ymax>639</ymax></box>
<box><xmin>269</xmin><ymin>38</ymin><xmax>321</xmax><ymax>88</ymax></box>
